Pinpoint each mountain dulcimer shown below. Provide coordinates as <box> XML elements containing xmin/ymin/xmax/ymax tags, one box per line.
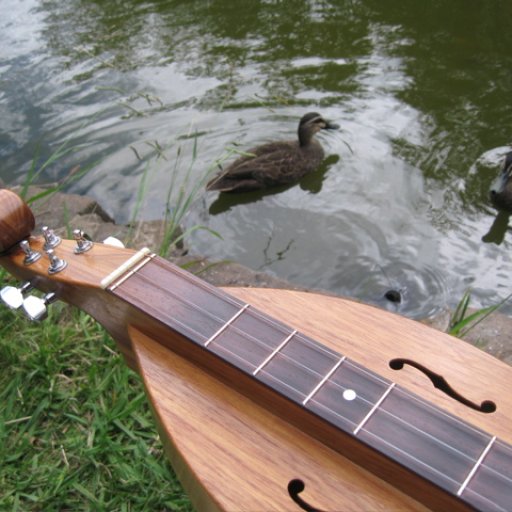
<box><xmin>1</xmin><ymin>188</ymin><xmax>511</xmax><ymax>511</ymax></box>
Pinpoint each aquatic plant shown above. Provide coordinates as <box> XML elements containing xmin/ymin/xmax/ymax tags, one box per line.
<box><xmin>126</xmin><ymin>132</ymin><xmax>234</xmax><ymax>258</ymax></box>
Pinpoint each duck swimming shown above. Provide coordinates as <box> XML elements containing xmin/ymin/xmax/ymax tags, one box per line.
<box><xmin>490</xmin><ymin>151</ymin><xmax>512</xmax><ymax>213</ymax></box>
<box><xmin>206</xmin><ymin>112</ymin><xmax>339</xmax><ymax>193</ymax></box>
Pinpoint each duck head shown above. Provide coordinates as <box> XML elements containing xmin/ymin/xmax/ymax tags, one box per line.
<box><xmin>490</xmin><ymin>151</ymin><xmax>512</xmax><ymax>213</ymax></box>
<box><xmin>298</xmin><ymin>112</ymin><xmax>339</xmax><ymax>147</ymax></box>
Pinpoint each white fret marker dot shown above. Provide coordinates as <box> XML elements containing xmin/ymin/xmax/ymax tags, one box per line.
<box><xmin>343</xmin><ymin>389</ymin><xmax>357</xmax><ymax>401</ymax></box>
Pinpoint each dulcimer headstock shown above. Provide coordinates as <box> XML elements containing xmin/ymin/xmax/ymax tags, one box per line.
<box><xmin>0</xmin><ymin>189</ymin><xmax>140</xmax><ymax>320</ymax></box>
<box><xmin>0</xmin><ymin>189</ymin><xmax>36</xmax><ymax>252</ymax></box>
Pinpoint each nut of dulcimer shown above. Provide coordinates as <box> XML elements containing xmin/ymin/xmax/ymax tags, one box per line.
<box><xmin>0</xmin><ymin>189</ymin><xmax>36</xmax><ymax>253</ymax></box>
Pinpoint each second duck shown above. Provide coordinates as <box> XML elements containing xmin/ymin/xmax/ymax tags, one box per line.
<box><xmin>490</xmin><ymin>151</ymin><xmax>512</xmax><ymax>213</ymax></box>
<box><xmin>206</xmin><ymin>112</ymin><xmax>339</xmax><ymax>193</ymax></box>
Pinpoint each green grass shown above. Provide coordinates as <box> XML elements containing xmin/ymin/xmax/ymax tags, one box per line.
<box><xmin>0</xmin><ymin>273</ymin><xmax>192</xmax><ymax>511</ymax></box>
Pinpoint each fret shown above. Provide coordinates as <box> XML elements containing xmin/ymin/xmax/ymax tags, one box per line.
<box><xmin>357</xmin><ymin>386</ymin><xmax>494</xmax><ymax>494</ymax></box>
<box><xmin>116</xmin><ymin>260</ymin><xmax>244</xmax><ymax>343</ymax></box>
<box><xmin>353</xmin><ymin>382</ymin><xmax>395</xmax><ymax>435</ymax></box>
<box><xmin>457</xmin><ymin>436</ymin><xmax>496</xmax><ymax>497</ymax></box>
<box><xmin>462</xmin><ymin>439</ymin><xmax>512</xmax><ymax>512</ymax></box>
<box><xmin>257</xmin><ymin>333</ymin><xmax>341</xmax><ymax>402</ymax></box>
<box><xmin>204</xmin><ymin>304</ymin><xmax>250</xmax><ymax>347</ymax></box>
<box><xmin>253</xmin><ymin>330</ymin><xmax>297</xmax><ymax>376</ymax></box>
<box><xmin>136</xmin><ymin>259</ymin><xmax>245</xmax><ymax>321</ymax></box>
<box><xmin>306</xmin><ymin>359</ymin><xmax>393</xmax><ymax>432</ymax></box>
<box><xmin>302</xmin><ymin>356</ymin><xmax>346</xmax><ymax>406</ymax></box>
<box><xmin>208</xmin><ymin>308</ymin><xmax>296</xmax><ymax>372</ymax></box>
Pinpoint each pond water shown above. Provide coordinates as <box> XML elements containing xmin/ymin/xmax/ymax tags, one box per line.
<box><xmin>1</xmin><ymin>0</ymin><xmax>511</xmax><ymax>319</ymax></box>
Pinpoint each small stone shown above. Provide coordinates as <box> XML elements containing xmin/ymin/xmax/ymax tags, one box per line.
<box><xmin>384</xmin><ymin>289</ymin><xmax>402</xmax><ymax>303</ymax></box>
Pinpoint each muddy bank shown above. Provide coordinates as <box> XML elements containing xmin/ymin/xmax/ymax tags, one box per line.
<box><xmin>12</xmin><ymin>186</ymin><xmax>512</xmax><ymax>365</ymax></box>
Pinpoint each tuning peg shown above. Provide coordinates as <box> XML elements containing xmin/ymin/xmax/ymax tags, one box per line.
<box><xmin>73</xmin><ymin>229</ymin><xmax>93</xmax><ymax>254</ymax></box>
<box><xmin>42</xmin><ymin>226</ymin><xmax>61</xmax><ymax>250</ymax></box>
<box><xmin>46</xmin><ymin>248</ymin><xmax>67</xmax><ymax>274</ymax></box>
<box><xmin>22</xmin><ymin>292</ymin><xmax>58</xmax><ymax>321</ymax></box>
<box><xmin>20</xmin><ymin>240</ymin><xmax>42</xmax><ymax>265</ymax></box>
<box><xmin>0</xmin><ymin>282</ymin><xmax>34</xmax><ymax>310</ymax></box>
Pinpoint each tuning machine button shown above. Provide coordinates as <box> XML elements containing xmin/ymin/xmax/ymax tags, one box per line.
<box><xmin>73</xmin><ymin>229</ymin><xmax>93</xmax><ymax>254</ymax></box>
<box><xmin>0</xmin><ymin>282</ymin><xmax>34</xmax><ymax>310</ymax></box>
<box><xmin>22</xmin><ymin>292</ymin><xmax>57</xmax><ymax>321</ymax></box>
<box><xmin>20</xmin><ymin>240</ymin><xmax>42</xmax><ymax>265</ymax></box>
<box><xmin>42</xmin><ymin>226</ymin><xmax>61</xmax><ymax>250</ymax></box>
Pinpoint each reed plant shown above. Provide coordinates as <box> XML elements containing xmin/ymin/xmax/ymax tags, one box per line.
<box><xmin>126</xmin><ymin>132</ymin><xmax>235</xmax><ymax>259</ymax></box>
<box><xmin>448</xmin><ymin>289</ymin><xmax>512</xmax><ymax>338</ymax></box>
<box><xmin>20</xmin><ymin>116</ymin><xmax>102</xmax><ymax>205</ymax></box>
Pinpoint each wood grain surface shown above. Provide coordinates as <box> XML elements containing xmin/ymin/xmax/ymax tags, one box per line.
<box><xmin>1</xmin><ymin>189</ymin><xmax>509</xmax><ymax>510</ymax></box>
<box><xmin>131</xmin><ymin>287</ymin><xmax>512</xmax><ymax>511</ymax></box>
<box><xmin>0</xmin><ymin>189</ymin><xmax>35</xmax><ymax>253</ymax></box>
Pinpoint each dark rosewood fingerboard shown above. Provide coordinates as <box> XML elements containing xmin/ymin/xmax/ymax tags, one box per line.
<box><xmin>111</xmin><ymin>256</ymin><xmax>512</xmax><ymax>511</ymax></box>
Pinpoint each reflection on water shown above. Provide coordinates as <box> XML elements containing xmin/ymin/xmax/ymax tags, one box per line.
<box><xmin>1</xmin><ymin>0</ymin><xmax>511</xmax><ymax>318</ymax></box>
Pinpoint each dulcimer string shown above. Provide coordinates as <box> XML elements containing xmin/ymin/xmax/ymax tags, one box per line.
<box><xmin>121</xmin><ymin>264</ymin><xmax>512</xmax><ymax>494</ymax></box>
<box><xmin>107</xmin><ymin>258</ymin><xmax>512</xmax><ymax>511</ymax></box>
<box><xmin>206</xmin><ymin>316</ymin><xmax>500</xmax><ymax>481</ymax></box>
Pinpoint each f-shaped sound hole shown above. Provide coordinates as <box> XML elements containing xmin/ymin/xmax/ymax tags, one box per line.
<box><xmin>389</xmin><ymin>358</ymin><xmax>496</xmax><ymax>413</ymax></box>
<box><xmin>288</xmin><ymin>479</ymin><xmax>326</xmax><ymax>512</ymax></box>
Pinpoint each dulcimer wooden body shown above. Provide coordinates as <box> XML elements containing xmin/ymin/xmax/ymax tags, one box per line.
<box><xmin>1</xmin><ymin>189</ymin><xmax>511</xmax><ymax>511</ymax></box>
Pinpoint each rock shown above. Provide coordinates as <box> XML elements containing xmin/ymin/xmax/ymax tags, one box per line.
<box><xmin>12</xmin><ymin>185</ymin><xmax>114</xmax><ymax>231</ymax></box>
<box><xmin>459</xmin><ymin>312</ymin><xmax>512</xmax><ymax>365</ymax></box>
<box><xmin>422</xmin><ymin>306</ymin><xmax>512</xmax><ymax>364</ymax></box>
<box><xmin>123</xmin><ymin>220</ymin><xmax>184</xmax><ymax>254</ymax></box>
<box><xmin>64</xmin><ymin>213</ymin><xmax>127</xmax><ymax>243</ymax></box>
<box><xmin>173</xmin><ymin>255</ymin><xmax>299</xmax><ymax>290</ymax></box>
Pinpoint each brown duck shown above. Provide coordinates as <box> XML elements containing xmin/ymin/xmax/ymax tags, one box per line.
<box><xmin>490</xmin><ymin>151</ymin><xmax>512</xmax><ymax>213</ymax></box>
<box><xmin>206</xmin><ymin>112</ymin><xmax>339</xmax><ymax>193</ymax></box>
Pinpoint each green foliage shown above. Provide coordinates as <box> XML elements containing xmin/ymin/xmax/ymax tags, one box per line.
<box><xmin>0</xmin><ymin>276</ymin><xmax>192</xmax><ymax>511</ymax></box>
<box><xmin>158</xmin><ymin>135</ymin><xmax>222</xmax><ymax>258</ymax></box>
<box><xmin>20</xmin><ymin>115</ymin><xmax>102</xmax><ymax>203</ymax></box>
<box><xmin>448</xmin><ymin>289</ymin><xmax>512</xmax><ymax>338</ymax></box>
<box><xmin>126</xmin><ymin>130</ymin><xmax>231</xmax><ymax>259</ymax></box>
